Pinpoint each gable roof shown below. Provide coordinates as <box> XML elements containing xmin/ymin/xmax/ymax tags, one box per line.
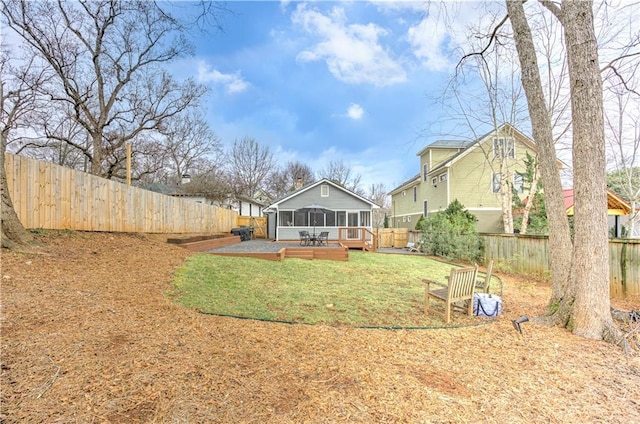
<box><xmin>563</xmin><ymin>188</ymin><xmax>631</xmax><ymax>216</ymax></box>
<box><xmin>416</xmin><ymin>139</ymin><xmax>472</xmax><ymax>156</ymax></box>
<box><xmin>425</xmin><ymin>123</ymin><xmax>541</xmax><ymax>175</ymax></box>
<box><xmin>388</xmin><ymin>173</ymin><xmax>420</xmax><ymax>195</ymax></box>
<box><xmin>144</xmin><ymin>182</ymin><xmax>202</xmax><ymax>197</ymax></box>
<box><xmin>266</xmin><ymin>178</ymin><xmax>380</xmax><ymax>209</ymax></box>
<box><xmin>236</xmin><ymin>194</ymin><xmax>268</xmax><ymax>207</ymax></box>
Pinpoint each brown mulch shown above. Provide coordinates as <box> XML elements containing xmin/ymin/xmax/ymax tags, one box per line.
<box><xmin>1</xmin><ymin>231</ymin><xmax>639</xmax><ymax>423</ymax></box>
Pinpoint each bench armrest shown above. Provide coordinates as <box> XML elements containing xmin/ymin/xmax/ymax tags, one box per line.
<box><xmin>423</xmin><ymin>279</ymin><xmax>447</xmax><ymax>288</ymax></box>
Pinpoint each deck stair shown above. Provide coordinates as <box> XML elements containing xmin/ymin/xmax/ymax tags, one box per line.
<box><xmin>284</xmin><ymin>248</ymin><xmax>315</xmax><ymax>260</ymax></box>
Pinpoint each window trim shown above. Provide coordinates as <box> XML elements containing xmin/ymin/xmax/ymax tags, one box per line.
<box><xmin>492</xmin><ymin>173</ymin><xmax>501</xmax><ymax>193</ymax></box>
<box><xmin>493</xmin><ymin>137</ymin><xmax>515</xmax><ymax>159</ymax></box>
<box><xmin>514</xmin><ymin>174</ymin><xmax>524</xmax><ymax>193</ymax></box>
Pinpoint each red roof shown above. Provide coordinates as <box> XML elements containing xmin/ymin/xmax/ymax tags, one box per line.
<box><xmin>563</xmin><ymin>189</ymin><xmax>575</xmax><ymax>211</ymax></box>
<box><xmin>563</xmin><ymin>188</ymin><xmax>631</xmax><ymax>216</ymax></box>
<box><xmin>516</xmin><ymin>188</ymin><xmax>631</xmax><ymax>216</ymax></box>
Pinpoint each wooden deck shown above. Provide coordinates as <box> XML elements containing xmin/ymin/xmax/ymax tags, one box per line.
<box><xmin>207</xmin><ymin>245</ymin><xmax>349</xmax><ymax>262</ymax></box>
<box><xmin>167</xmin><ymin>234</ymin><xmax>241</xmax><ymax>251</ymax></box>
<box><xmin>284</xmin><ymin>245</ymin><xmax>349</xmax><ymax>261</ymax></box>
<box><xmin>171</xmin><ymin>236</ymin><xmax>349</xmax><ymax>261</ymax></box>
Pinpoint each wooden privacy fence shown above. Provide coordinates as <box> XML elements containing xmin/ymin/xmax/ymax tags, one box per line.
<box><xmin>5</xmin><ymin>153</ymin><xmax>237</xmax><ymax>234</ymax></box>
<box><xmin>482</xmin><ymin>234</ymin><xmax>640</xmax><ymax>298</ymax></box>
<box><xmin>375</xmin><ymin>228</ymin><xmax>414</xmax><ymax>248</ymax></box>
<box><xmin>236</xmin><ymin>216</ymin><xmax>267</xmax><ymax>238</ymax></box>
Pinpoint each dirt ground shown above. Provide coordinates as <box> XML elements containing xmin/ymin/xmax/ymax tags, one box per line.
<box><xmin>1</xmin><ymin>231</ymin><xmax>639</xmax><ymax>423</ymax></box>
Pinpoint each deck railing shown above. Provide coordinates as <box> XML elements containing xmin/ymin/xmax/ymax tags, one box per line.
<box><xmin>338</xmin><ymin>227</ymin><xmax>377</xmax><ymax>251</ymax></box>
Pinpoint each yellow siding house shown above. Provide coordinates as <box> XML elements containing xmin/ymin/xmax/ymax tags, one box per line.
<box><xmin>389</xmin><ymin>123</ymin><xmax>545</xmax><ymax>233</ymax></box>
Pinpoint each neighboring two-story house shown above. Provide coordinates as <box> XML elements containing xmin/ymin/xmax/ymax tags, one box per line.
<box><xmin>389</xmin><ymin>123</ymin><xmax>544</xmax><ymax>233</ymax></box>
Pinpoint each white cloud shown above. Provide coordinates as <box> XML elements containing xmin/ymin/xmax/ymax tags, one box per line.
<box><xmin>347</xmin><ymin>103</ymin><xmax>364</xmax><ymax>120</ymax></box>
<box><xmin>406</xmin><ymin>15</ymin><xmax>451</xmax><ymax>72</ymax></box>
<box><xmin>197</xmin><ymin>61</ymin><xmax>249</xmax><ymax>94</ymax></box>
<box><xmin>291</xmin><ymin>4</ymin><xmax>406</xmax><ymax>86</ymax></box>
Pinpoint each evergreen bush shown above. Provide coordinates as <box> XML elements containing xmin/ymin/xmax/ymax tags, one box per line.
<box><xmin>416</xmin><ymin>199</ymin><xmax>482</xmax><ymax>263</ymax></box>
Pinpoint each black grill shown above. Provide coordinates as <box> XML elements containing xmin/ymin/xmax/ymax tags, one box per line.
<box><xmin>230</xmin><ymin>227</ymin><xmax>252</xmax><ymax>241</ymax></box>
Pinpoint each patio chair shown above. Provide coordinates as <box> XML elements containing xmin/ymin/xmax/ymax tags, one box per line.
<box><xmin>424</xmin><ymin>266</ymin><xmax>478</xmax><ymax>324</ymax></box>
<box><xmin>316</xmin><ymin>231</ymin><xmax>329</xmax><ymax>246</ymax></box>
<box><xmin>299</xmin><ymin>230</ymin><xmax>311</xmax><ymax>246</ymax></box>
<box><xmin>405</xmin><ymin>242</ymin><xmax>419</xmax><ymax>252</ymax></box>
<box><xmin>476</xmin><ymin>260</ymin><xmax>494</xmax><ymax>293</ymax></box>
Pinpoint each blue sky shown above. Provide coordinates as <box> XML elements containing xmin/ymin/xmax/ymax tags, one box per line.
<box><xmin>174</xmin><ymin>1</ymin><xmax>482</xmax><ymax>190</ymax></box>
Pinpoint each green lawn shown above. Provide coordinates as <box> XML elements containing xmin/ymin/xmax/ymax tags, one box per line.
<box><xmin>171</xmin><ymin>251</ymin><xmax>485</xmax><ymax>328</ymax></box>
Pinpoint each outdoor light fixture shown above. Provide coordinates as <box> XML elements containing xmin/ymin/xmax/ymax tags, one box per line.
<box><xmin>512</xmin><ymin>316</ymin><xmax>529</xmax><ymax>335</ymax></box>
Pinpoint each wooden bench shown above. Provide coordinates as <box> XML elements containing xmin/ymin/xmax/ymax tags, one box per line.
<box><xmin>424</xmin><ymin>266</ymin><xmax>478</xmax><ymax>324</ymax></box>
<box><xmin>476</xmin><ymin>260</ymin><xmax>494</xmax><ymax>293</ymax></box>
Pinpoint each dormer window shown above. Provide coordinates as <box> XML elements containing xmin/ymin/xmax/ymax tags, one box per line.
<box><xmin>423</xmin><ymin>163</ymin><xmax>429</xmax><ymax>181</ymax></box>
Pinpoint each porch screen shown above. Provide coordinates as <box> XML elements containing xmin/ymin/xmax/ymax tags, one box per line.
<box><xmin>294</xmin><ymin>210</ymin><xmax>308</xmax><ymax>226</ymax></box>
<box><xmin>279</xmin><ymin>211</ymin><xmax>293</xmax><ymax>226</ymax></box>
<box><xmin>325</xmin><ymin>212</ymin><xmax>336</xmax><ymax>226</ymax></box>
<box><xmin>310</xmin><ymin>212</ymin><xmax>324</xmax><ymax>227</ymax></box>
<box><xmin>360</xmin><ymin>211</ymin><xmax>371</xmax><ymax>227</ymax></box>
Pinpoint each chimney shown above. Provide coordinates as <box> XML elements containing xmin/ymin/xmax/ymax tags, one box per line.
<box><xmin>295</xmin><ymin>177</ymin><xmax>303</xmax><ymax>189</ymax></box>
<box><xmin>181</xmin><ymin>173</ymin><xmax>191</xmax><ymax>185</ymax></box>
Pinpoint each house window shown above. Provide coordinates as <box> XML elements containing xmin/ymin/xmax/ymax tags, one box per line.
<box><xmin>321</xmin><ymin>184</ymin><xmax>329</xmax><ymax>197</ymax></box>
<box><xmin>423</xmin><ymin>163</ymin><xmax>429</xmax><ymax>181</ymax></box>
<box><xmin>440</xmin><ymin>173</ymin><xmax>447</xmax><ymax>182</ymax></box>
<box><xmin>514</xmin><ymin>174</ymin><xmax>524</xmax><ymax>193</ymax></box>
<box><xmin>413</xmin><ymin>186</ymin><xmax>417</xmax><ymax>202</ymax></box>
<box><xmin>403</xmin><ymin>216</ymin><xmax>407</xmax><ymax>222</ymax></box>
<box><xmin>493</xmin><ymin>137</ymin><xmax>515</xmax><ymax>159</ymax></box>
<box><xmin>337</xmin><ymin>211</ymin><xmax>346</xmax><ymax>226</ymax></box>
<box><xmin>492</xmin><ymin>173</ymin><xmax>502</xmax><ymax>193</ymax></box>
<box><xmin>423</xmin><ymin>200</ymin><xmax>428</xmax><ymax>218</ymax></box>
<box><xmin>402</xmin><ymin>190</ymin><xmax>406</xmax><ymax>196</ymax></box>
<box><xmin>407</xmin><ymin>216</ymin><xmax>412</xmax><ymax>222</ymax></box>
<box><xmin>431</xmin><ymin>177</ymin><xmax>437</xmax><ymax>186</ymax></box>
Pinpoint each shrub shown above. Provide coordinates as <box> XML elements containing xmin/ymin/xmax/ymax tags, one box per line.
<box><xmin>416</xmin><ymin>200</ymin><xmax>482</xmax><ymax>263</ymax></box>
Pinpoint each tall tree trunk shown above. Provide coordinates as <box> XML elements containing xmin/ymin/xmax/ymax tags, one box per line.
<box><xmin>561</xmin><ymin>1</ymin><xmax>619</xmax><ymax>341</ymax></box>
<box><xmin>0</xmin><ymin>80</ymin><xmax>33</xmax><ymax>250</ymax></box>
<box><xmin>1</xmin><ymin>148</ymin><xmax>33</xmax><ymax>250</ymax></box>
<box><xmin>91</xmin><ymin>132</ymin><xmax>103</xmax><ymax>177</ymax></box>
<box><xmin>505</xmin><ymin>0</ymin><xmax>574</xmax><ymax>323</ymax></box>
